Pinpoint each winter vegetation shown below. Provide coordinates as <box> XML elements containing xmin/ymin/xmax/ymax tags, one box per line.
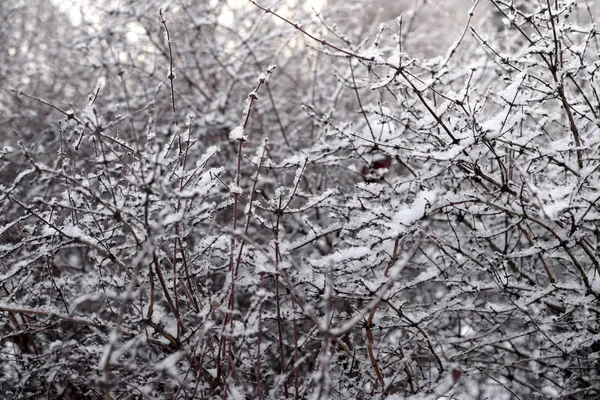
<box><xmin>1</xmin><ymin>0</ymin><xmax>600</xmax><ymax>399</ymax></box>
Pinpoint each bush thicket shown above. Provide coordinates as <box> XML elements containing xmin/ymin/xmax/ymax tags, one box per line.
<box><xmin>1</xmin><ymin>1</ymin><xmax>600</xmax><ymax>399</ymax></box>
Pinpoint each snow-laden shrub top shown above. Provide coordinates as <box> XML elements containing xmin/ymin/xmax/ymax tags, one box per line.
<box><xmin>1</xmin><ymin>1</ymin><xmax>599</xmax><ymax>399</ymax></box>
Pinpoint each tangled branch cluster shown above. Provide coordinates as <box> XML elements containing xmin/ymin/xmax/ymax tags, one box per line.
<box><xmin>1</xmin><ymin>1</ymin><xmax>599</xmax><ymax>399</ymax></box>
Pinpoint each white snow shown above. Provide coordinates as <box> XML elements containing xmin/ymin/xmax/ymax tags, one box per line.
<box><xmin>229</xmin><ymin>125</ymin><xmax>246</xmax><ymax>141</ymax></box>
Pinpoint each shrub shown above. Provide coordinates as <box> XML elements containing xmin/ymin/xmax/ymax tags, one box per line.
<box><xmin>1</xmin><ymin>1</ymin><xmax>599</xmax><ymax>399</ymax></box>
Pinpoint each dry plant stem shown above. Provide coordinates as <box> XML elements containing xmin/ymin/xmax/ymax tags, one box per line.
<box><xmin>577</xmin><ymin>238</ymin><xmax>600</xmax><ymax>276</ymax></box>
<box><xmin>291</xmin><ymin>293</ymin><xmax>300</xmax><ymax>400</ymax></box>
<box><xmin>545</xmin><ymin>1</ymin><xmax>583</xmax><ymax>169</ymax></box>
<box><xmin>101</xmin><ymin>279</ymin><xmax>138</xmax><ymax>399</ymax></box>
<box><xmin>146</xmin><ymin>264</ymin><xmax>155</xmax><ymax>320</ymax></box>
<box><xmin>46</xmin><ymin>258</ymin><xmax>70</xmax><ymax>313</ymax></box>
<box><xmin>179</xmin><ymin>243</ymin><xmax>200</xmax><ymax>312</ymax></box>
<box><xmin>569</xmin><ymin>74</ymin><xmax>598</xmax><ymax>119</ymax></box>
<box><xmin>274</xmin><ymin>201</ymin><xmax>290</xmax><ymax>399</ymax></box>
<box><xmin>105</xmin><ymin>43</ymin><xmax>139</xmax><ymax>146</ymax></box>
<box><xmin>265</xmin><ymin>83</ymin><xmax>292</xmax><ymax>148</ymax></box>
<box><xmin>555</xmin><ymin>86</ymin><xmax>584</xmax><ymax>169</ymax></box>
<box><xmin>13</xmin><ymin>90</ymin><xmax>82</xmax><ymax>124</ymax></box>
<box><xmin>154</xmin><ymin>256</ymin><xmax>186</xmax><ymax>334</ymax></box>
<box><xmin>228</xmin><ymin>75</ymin><xmax>271</xmax><ymax>282</ymax></box>
<box><xmin>220</xmin><ymin>67</ymin><xmax>273</xmax><ymax>395</ymax></box>
<box><xmin>365</xmin><ymin>307</ymin><xmax>385</xmax><ymax>389</ymax></box>
<box><xmin>172</xmin><ymin>117</ymin><xmax>195</xmax><ymax>337</ymax></box>
<box><xmin>255</xmin><ymin>274</ymin><xmax>265</xmax><ymax>400</ymax></box>
<box><xmin>398</xmin><ymin>17</ymin><xmax>402</xmax><ymax>69</ymax></box>
<box><xmin>274</xmin><ymin>158</ymin><xmax>308</xmax><ymax>399</ymax></box>
<box><xmin>233</xmin><ymin>140</ymin><xmax>269</xmax><ymax>278</ymax></box>
<box><xmin>476</xmin><ymin>366</ymin><xmax>523</xmax><ymax>399</ymax></box>
<box><xmin>546</xmin><ymin>0</ymin><xmax>562</xmax><ymax>68</ymax></box>
<box><xmin>519</xmin><ymin>224</ymin><xmax>555</xmax><ymax>283</ymax></box>
<box><xmin>159</xmin><ymin>9</ymin><xmax>179</xmax><ymax>126</ymax></box>
<box><xmin>384</xmin><ymin>237</ymin><xmax>401</xmax><ymax>276</ymax></box>
<box><xmin>229</xmin><ymin>144</ymin><xmax>268</xmax><ymax>303</ymax></box>
<box><xmin>313</xmin><ymin>338</ymin><xmax>332</xmax><ymax>399</ymax></box>
<box><xmin>146</xmin><ymin>26</ymin><xmax>211</xmax><ymax>102</ymax></box>
<box><xmin>436</xmin><ymin>0</ymin><xmax>482</xmax><ymax>72</ymax></box>
<box><xmin>349</xmin><ymin>60</ymin><xmax>375</xmax><ymax>141</ymax></box>
<box><xmin>227</xmin><ymin>140</ymin><xmax>271</xmax><ymax>393</ymax></box>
